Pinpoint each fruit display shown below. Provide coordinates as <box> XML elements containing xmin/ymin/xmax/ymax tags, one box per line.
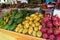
<box><xmin>0</xmin><ymin>0</ymin><xmax>60</xmax><ymax>40</ymax></box>
<box><xmin>41</xmin><ymin>14</ymin><xmax>60</xmax><ymax>40</ymax></box>
<box><xmin>0</xmin><ymin>9</ymin><xmax>33</xmax><ymax>31</ymax></box>
<box><xmin>1</xmin><ymin>8</ymin><xmax>60</xmax><ymax>40</ymax></box>
<box><xmin>15</xmin><ymin>12</ymin><xmax>44</xmax><ymax>37</ymax></box>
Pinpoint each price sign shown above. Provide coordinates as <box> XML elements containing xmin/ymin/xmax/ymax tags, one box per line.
<box><xmin>53</xmin><ymin>9</ymin><xmax>60</xmax><ymax>18</ymax></box>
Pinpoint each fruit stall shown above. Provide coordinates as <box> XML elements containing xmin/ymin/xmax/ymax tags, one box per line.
<box><xmin>0</xmin><ymin>0</ymin><xmax>60</xmax><ymax>40</ymax></box>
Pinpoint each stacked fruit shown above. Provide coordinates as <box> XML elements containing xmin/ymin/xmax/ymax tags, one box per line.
<box><xmin>15</xmin><ymin>12</ymin><xmax>44</xmax><ymax>37</ymax></box>
<box><xmin>0</xmin><ymin>13</ymin><xmax>10</xmax><ymax>28</ymax></box>
<box><xmin>41</xmin><ymin>14</ymin><xmax>60</xmax><ymax>40</ymax></box>
<box><xmin>0</xmin><ymin>10</ymin><xmax>32</xmax><ymax>31</ymax></box>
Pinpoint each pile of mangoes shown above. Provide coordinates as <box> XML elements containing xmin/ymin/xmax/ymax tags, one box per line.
<box><xmin>15</xmin><ymin>12</ymin><xmax>44</xmax><ymax>37</ymax></box>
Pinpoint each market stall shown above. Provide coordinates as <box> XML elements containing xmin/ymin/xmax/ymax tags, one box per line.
<box><xmin>0</xmin><ymin>0</ymin><xmax>60</xmax><ymax>40</ymax></box>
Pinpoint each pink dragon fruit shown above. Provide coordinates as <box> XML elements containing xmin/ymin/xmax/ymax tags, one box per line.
<box><xmin>54</xmin><ymin>29</ymin><xmax>60</xmax><ymax>35</ymax></box>
<box><xmin>56</xmin><ymin>35</ymin><xmax>60</xmax><ymax>40</ymax></box>
<box><xmin>44</xmin><ymin>17</ymin><xmax>51</xmax><ymax>23</ymax></box>
<box><xmin>49</xmin><ymin>34</ymin><xmax>55</xmax><ymax>40</ymax></box>
<box><xmin>42</xmin><ymin>22</ymin><xmax>46</xmax><ymax>28</ymax></box>
<box><xmin>53</xmin><ymin>21</ymin><xmax>59</xmax><ymax>28</ymax></box>
<box><xmin>41</xmin><ymin>27</ymin><xmax>48</xmax><ymax>33</ymax></box>
<box><xmin>52</xmin><ymin>15</ymin><xmax>59</xmax><ymax>21</ymax></box>
<box><xmin>47</xmin><ymin>28</ymin><xmax>53</xmax><ymax>34</ymax></box>
<box><xmin>47</xmin><ymin>21</ymin><xmax>53</xmax><ymax>28</ymax></box>
<box><xmin>43</xmin><ymin>33</ymin><xmax>48</xmax><ymax>39</ymax></box>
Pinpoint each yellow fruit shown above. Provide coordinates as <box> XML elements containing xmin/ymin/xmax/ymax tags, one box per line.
<box><xmin>29</xmin><ymin>21</ymin><xmax>33</xmax><ymax>25</ymax></box>
<box><xmin>35</xmin><ymin>22</ymin><xmax>40</xmax><ymax>26</ymax></box>
<box><xmin>39</xmin><ymin>20</ymin><xmax>42</xmax><ymax>23</ymax></box>
<box><xmin>34</xmin><ymin>27</ymin><xmax>39</xmax><ymax>31</ymax></box>
<box><xmin>5</xmin><ymin>17</ymin><xmax>9</xmax><ymax>23</ymax></box>
<box><xmin>25</xmin><ymin>20</ymin><xmax>29</xmax><ymax>23</ymax></box>
<box><xmin>17</xmin><ymin>24</ymin><xmax>22</xmax><ymax>28</ymax></box>
<box><xmin>15</xmin><ymin>26</ymin><xmax>21</xmax><ymax>32</ymax></box>
<box><xmin>29</xmin><ymin>27</ymin><xmax>33</xmax><ymax>30</ymax></box>
<box><xmin>29</xmin><ymin>17</ymin><xmax>33</xmax><ymax>21</ymax></box>
<box><xmin>41</xmin><ymin>17</ymin><xmax>44</xmax><ymax>19</ymax></box>
<box><xmin>22</xmin><ymin>22</ymin><xmax>25</xmax><ymax>24</ymax></box>
<box><xmin>35</xmin><ymin>12</ymin><xmax>39</xmax><ymax>15</ymax></box>
<box><xmin>24</xmin><ymin>26</ymin><xmax>29</xmax><ymax>29</ymax></box>
<box><xmin>23</xmin><ymin>28</ymin><xmax>28</xmax><ymax>34</ymax></box>
<box><xmin>17</xmin><ymin>24</ymin><xmax>22</xmax><ymax>26</ymax></box>
<box><xmin>24</xmin><ymin>24</ymin><xmax>29</xmax><ymax>28</ymax></box>
<box><xmin>18</xmin><ymin>28</ymin><xmax>24</xmax><ymax>33</ymax></box>
<box><xmin>4</xmin><ymin>17</ymin><xmax>9</xmax><ymax>23</ymax></box>
<box><xmin>15</xmin><ymin>24</ymin><xmax>23</xmax><ymax>32</ymax></box>
<box><xmin>31</xmin><ymin>23</ymin><xmax>35</xmax><ymax>27</ymax></box>
<box><xmin>26</xmin><ymin>17</ymin><xmax>30</xmax><ymax>20</ymax></box>
<box><xmin>28</xmin><ymin>28</ymin><xmax>33</xmax><ymax>35</ymax></box>
<box><xmin>32</xmin><ymin>31</ymin><xmax>37</xmax><ymax>37</ymax></box>
<box><xmin>30</xmin><ymin>14</ymin><xmax>36</xmax><ymax>18</ymax></box>
<box><xmin>39</xmin><ymin>14</ymin><xmax>43</xmax><ymax>18</ymax></box>
<box><xmin>35</xmin><ymin>18</ymin><xmax>40</xmax><ymax>22</ymax></box>
<box><xmin>37</xmin><ymin>31</ymin><xmax>42</xmax><ymax>37</ymax></box>
<box><xmin>38</xmin><ymin>25</ymin><xmax>42</xmax><ymax>30</ymax></box>
<box><xmin>22</xmin><ymin>20</ymin><xmax>29</xmax><ymax>24</ymax></box>
<box><xmin>34</xmin><ymin>16</ymin><xmax>38</xmax><ymax>19</ymax></box>
<box><xmin>34</xmin><ymin>20</ymin><xmax>38</xmax><ymax>23</ymax></box>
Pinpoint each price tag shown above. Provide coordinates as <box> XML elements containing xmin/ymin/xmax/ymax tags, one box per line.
<box><xmin>53</xmin><ymin>9</ymin><xmax>60</xmax><ymax>18</ymax></box>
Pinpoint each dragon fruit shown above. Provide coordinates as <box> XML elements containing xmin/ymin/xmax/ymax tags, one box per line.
<box><xmin>47</xmin><ymin>21</ymin><xmax>53</xmax><ymax>28</ymax></box>
<box><xmin>52</xmin><ymin>15</ymin><xmax>59</xmax><ymax>21</ymax></box>
<box><xmin>42</xmin><ymin>22</ymin><xmax>46</xmax><ymax>28</ymax></box>
<box><xmin>41</xmin><ymin>27</ymin><xmax>47</xmax><ymax>33</ymax></box>
<box><xmin>47</xmin><ymin>28</ymin><xmax>53</xmax><ymax>34</ymax></box>
<box><xmin>41</xmin><ymin>14</ymin><xmax>60</xmax><ymax>40</ymax></box>
<box><xmin>44</xmin><ymin>17</ymin><xmax>51</xmax><ymax>23</ymax></box>
<box><xmin>53</xmin><ymin>21</ymin><xmax>59</xmax><ymax>28</ymax></box>
<box><xmin>54</xmin><ymin>29</ymin><xmax>60</xmax><ymax>35</ymax></box>
<box><xmin>43</xmin><ymin>33</ymin><xmax>48</xmax><ymax>39</ymax></box>
<box><xmin>56</xmin><ymin>35</ymin><xmax>60</xmax><ymax>40</ymax></box>
<box><xmin>49</xmin><ymin>34</ymin><xmax>55</xmax><ymax>40</ymax></box>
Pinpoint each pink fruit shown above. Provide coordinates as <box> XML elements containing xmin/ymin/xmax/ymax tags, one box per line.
<box><xmin>47</xmin><ymin>28</ymin><xmax>53</xmax><ymax>34</ymax></box>
<box><xmin>47</xmin><ymin>21</ymin><xmax>53</xmax><ymax>28</ymax></box>
<box><xmin>41</xmin><ymin>27</ymin><xmax>47</xmax><ymax>33</ymax></box>
<box><xmin>49</xmin><ymin>34</ymin><xmax>55</xmax><ymax>40</ymax></box>
<box><xmin>58</xmin><ymin>27</ymin><xmax>60</xmax><ymax>30</ymax></box>
<box><xmin>42</xmin><ymin>22</ymin><xmax>45</xmax><ymax>28</ymax></box>
<box><xmin>43</xmin><ymin>14</ymin><xmax>51</xmax><ymax>24</ymax></box>
<box><xmin>54</xmin><ymin>29</ymin><xmax>60</xmax><ymax>35</ymax></box>
<box><xmin>43</xmin><ymin>33</ymin><xmax>48</xmax><ymax>39</ymax></box>
<box><xmin>52</xmin><ymin>15</ymin><xmax>59</xmax><ymax>21</ymax></box>
<box><xmin>56</xmin><ymin>35</ymin><xmax>60</xmax><ymax>40</ymax></box>
<box><xmin>44</xmin><ymin>17</ymin><xmax>50</xmax><ymax>23</ymax></box>
<box><xmin>53</xmin><ymin>21</ymin><xmax>59</xmax><ymax>28</ymax></box>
